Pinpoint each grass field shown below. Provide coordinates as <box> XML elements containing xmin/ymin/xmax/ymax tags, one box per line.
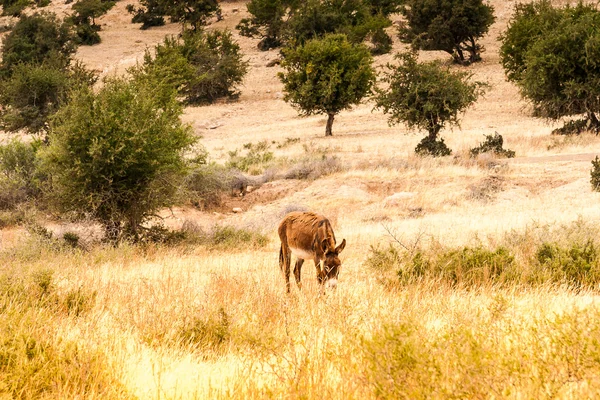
<box><xmin>2</xmin><ymin>0</ymin><xmax>600</xmax><ymax>398</ymax></box>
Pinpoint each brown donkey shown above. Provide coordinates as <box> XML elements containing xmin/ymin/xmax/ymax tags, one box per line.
<box><xmin>278</xmin><ymin>211</ymin><xmax>346</xmax><ymax>293</ymax></box>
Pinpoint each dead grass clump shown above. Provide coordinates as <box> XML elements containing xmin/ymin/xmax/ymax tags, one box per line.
<box><xmin>283</xmin><ymin>155</ymin><xmax>344</xmax><ymax>180</ymax></box>
<box><xmin>468</xmin><ymin>175</ymin><xmax>505</xmax><ymax>202</ymax></box>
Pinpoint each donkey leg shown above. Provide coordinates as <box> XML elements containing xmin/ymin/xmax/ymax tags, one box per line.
<box><xmin>279</xmin><ymin>244</ymin><xmax>292</xmax><ymax>293</ymax></box>
<box><xmin>293</xmin><ymin>259</ymin><xmax>304</xmax><ymax>290</ymax></box>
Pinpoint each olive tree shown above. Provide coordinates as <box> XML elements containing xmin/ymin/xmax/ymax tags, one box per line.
<box><xmin>398</xmin><ymin>0</ymin><xmax>495</xmax><ymax>64</ymax></box>
<box><xmin>500</xmin><ymin>1</ymin><xmax>600</xmax><ymax>134</ymax></box>
<box><xmin>279</xmin><ymin>34</ymin><xmax>375</xmax><ymax>136</ymax></box>
<box><xmin>40</xmin><ymin>78</ymin><xmax>196</xmax><ymax>242</ymax></box>
<box><xmin>374</xmin><ymin>52</ymin><xmax>485</xmax><ymax>156</ymax></box>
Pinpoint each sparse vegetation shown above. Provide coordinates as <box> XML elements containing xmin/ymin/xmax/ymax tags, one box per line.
<box><xmin>226</xmin><ymin>140</ymin><xmax>275</xmax><ymax>173</ymax></box>
<box><xmin>366</xmin><ymin>223</ymin><xmax>600</xmax><ymax>290</ymax></box>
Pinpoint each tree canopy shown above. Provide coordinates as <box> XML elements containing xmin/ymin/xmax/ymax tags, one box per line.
<box><xmin>374</xmin><ymin>52</ymin><xmax>485</xmax><ymax>156</ymax></box>
<box><xmin>500</xmin><ymin>1</ymin><xmax>600</xmax><ymax>133</ymax></box>
<box><xmin>398</xmin><ymin>0</ymin><xmax>495</xmax><ymax>64</ymax></box>
<box><xmin>279</xmin><ymin>33</ymin><xmax>375</xmax><ymax>136</ymax></box>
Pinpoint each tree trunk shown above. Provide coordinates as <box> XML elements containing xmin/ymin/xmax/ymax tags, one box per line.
<box><xmin>325</xmin><ymin>113</ymin><xmax>335</xmax><ymax>136</ymax></box>
<box><xmin>588</xmin><ymin>112</ymin><xmax>600</xmax><ymax>133</ymax></box>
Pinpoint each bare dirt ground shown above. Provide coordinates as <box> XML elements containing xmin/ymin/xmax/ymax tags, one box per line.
<box><xmin>1</xmin><ymin>0</ymin><xmax>600</xmax><ymax>249</ymax></box>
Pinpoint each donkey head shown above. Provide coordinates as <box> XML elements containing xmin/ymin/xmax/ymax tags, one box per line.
<box><xmin>318</xmin><ymin>239</ymin><xmax>346</xmax><ymax>288</ymax></box>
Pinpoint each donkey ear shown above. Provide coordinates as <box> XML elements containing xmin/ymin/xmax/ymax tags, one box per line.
<box><xmin>321</xmin><ymin>239</ymin><xmax>329</xmax><ymax>253</ymax></box>
<box><xmin>335</xmin><ymin>239</ymin><xmax>346</xmax><ymax>254</ymax></box>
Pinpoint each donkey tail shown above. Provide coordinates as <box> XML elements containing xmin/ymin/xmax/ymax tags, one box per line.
<box><xmin>279</xmin><ymin>245</ymin><xmax>284</xmax><ymax>270</ymax></box>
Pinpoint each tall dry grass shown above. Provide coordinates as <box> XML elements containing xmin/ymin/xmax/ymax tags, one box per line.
<box><xmin>2</xmin><ymin>220</ymin><xmax>600</xmax><ymax>399</ymax></box>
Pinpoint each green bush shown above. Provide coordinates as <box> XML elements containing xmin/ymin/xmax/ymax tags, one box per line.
<box><xmin>375</xmin><ymin>52</ymin><xmax>485</xmax><ymax>156</ymax></box>
<box><xmin>500</xmin><ymin>1</ymin><xmax>600</xmax><ymax>132</ymax></box>
<box><xmin>0</xmin><ymin>139</ymin><xmax>42</xmax><ymax>210</ymax></box>
<box><xmin>39</xmin><ymin>77</ymin><xmax>196</xmax><ymax>243</ymax></box>
<box><xmin>1</xmin><ymin>0</ymin><xmax>30</xmax><ymax>16</ymax></box>
<box><xmin>70</xmin><ymin>0</ymin><xmax>116</xmax><ymax>45</ymax></box>
<box><xmin>0</xmin><ymin>60</ymin><xmax>96</xmax><ymax>134</ymax></box>
<box><xmin>398</xmin><ymin>0</ymin><xmax>495</xmax><ymax>64</ymax></box>
<box><xmin>279</xmin><ymin>34</ymin><xmax>375</xmax><ymax>136</ymax></box>
<box><xmin>536</xmin><ymin>241</ymin><xmax>600</xmax><ymax>288</ymax></box>
<box><xmin>210</xmin><ymin>225</ymin><xmax>268</xmax><ymax>249</ymax></box>
<box><xmin>168</xmin><ymin>0</ymin><xmax>221</xmax><ymax>31</ymax></box>
<box><xmin>236</xmin><ymin>0</ymin><xmax>297</xmax><ymax>50</ymax></box>
<box><xmin>469</xmin><ymin>133</ymin><xmax>515</xmax><ymax>158</ymax></box>
<box><xmin>178</xmin><ymin>307</ymin><xmax>230</xmax><ymax>350</ymax></box>
<box><xmin>185</xmin><ymin>163</ymin><xmax>246</xmax><ymax>209</ymax></box>
<box><xmin>591</xmin><ymin>156</ymin><xmax>600</xmax><ymax>192</ymax></box>
<box><xmin>126</xmin><ymin>0</ymin><xmax>166</xmax><ymax>29</ymax></box>
<box><xmin>133</xmin><ymin>30</ymin><xmax>249</xmax><ymax>104</ymax></box>
<box><xmin>286</xmin><ymin>0</ymin><xmax>389</xmax><ymax>47</ymax></box>
<box><xmin>226</xmin><ymin>141</ymin><xmax>274</xmax><ymax>173</ymax></box>
<box><xmin>0</xmin><ymin>12</ymin><xmax>77</xmax><ymax>76</ymax></box>
<box><xmin>414</xmin><ymin>135</ymin><xmax>452</xmax><ymax>157</ymax></box>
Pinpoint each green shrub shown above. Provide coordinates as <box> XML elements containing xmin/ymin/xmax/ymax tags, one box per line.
<box><xmin>0</xmin><ymin>60</ymin><xmax>96</xmax><ymax>134</ymax></box>
<box><xmin>226</xmin><ymin>141</ymin><xmax>274</xmax><ymax>173</ymax></box>
<box><xmin>185</xmin><ymin>163</ymin><xmax>246</xmax><ymax>209</ymax></box>
<box><xmin>70</xmin><ymin>0</ymin><xmax>115</xmax><ymax>45</ymax></box>
<box><xmin>283</xmin><ymin>155</ymin><xmax>343</xmax><ymax>180</ymax></box>
<box><xmin>469</xmin><ymin>132</ymin><xmax>515</xmax><ymax>158</ymax></box>
<box><xmin>536</xmin><ymin>240</ymin><xmax>600</xmax><ymax>288</ymax></box>
<box><xmin>168</xmin><ymin>0</ymin><xmax>221</xmax><ymax>31</ymax></box>
<box><xmin>414</xmin><ymin>136</ymin><xmax>452</xmax><ymax>157</ymax></box>
<box><xmin>0</xmin><ymin>139</ymin><xmax>42</xmax><ymax>209</ymax></box>
<box><xmin>236</xmin><ymin>0</ymin><xmax>297</xmax><ymax>50</ymax></box>
<box><xmin>0</xmin><ymin>12</ymin><xmax>77</xmax><ymax>75</ymax></box>
<box><xmin>592</xmin><ymin>156</ymin><xmax>600</xmax><ymax>191</ymax></box>
<box><xmin>286</xmin><ymin>0</ymin><xmax>389</xmax><ymax>47</ymax></box>
<box><xmin>369</xmin><ymin>27</ymin><xmax>393</xmax><ymax>55</ymax></box>
<box><xmin>126</xmin><ymin>0</ymin><xmax>166</xmax><ymax>29</ymax></box>
<box><xmin>133</xmin><ymin>30</ymin><xmax>249</xmax><ymax>104</ymax></box>
<box><xmin>210</xmin><ymin>225</ymin><xmax>268</xmax><ymax>249</ymax></box>
<box><xmin>367</xmin><ymin>244</ymin><xmax>517</xmax><ymax>287</ymax></box>
<box><xmin>1</xmin><ymin>0</ymin><xmax>30</xmax><ymax>16</ymax></box>
<box><xmin>39</xmin><ymin>77</ymin><xmax>196</xmax><ymax>243</ymax></box>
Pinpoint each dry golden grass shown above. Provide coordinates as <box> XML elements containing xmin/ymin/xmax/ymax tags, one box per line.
<box><xmin>2</xmin><ymin>0</ymin><xmax>600</xmax><ymax>398</ymax></box>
